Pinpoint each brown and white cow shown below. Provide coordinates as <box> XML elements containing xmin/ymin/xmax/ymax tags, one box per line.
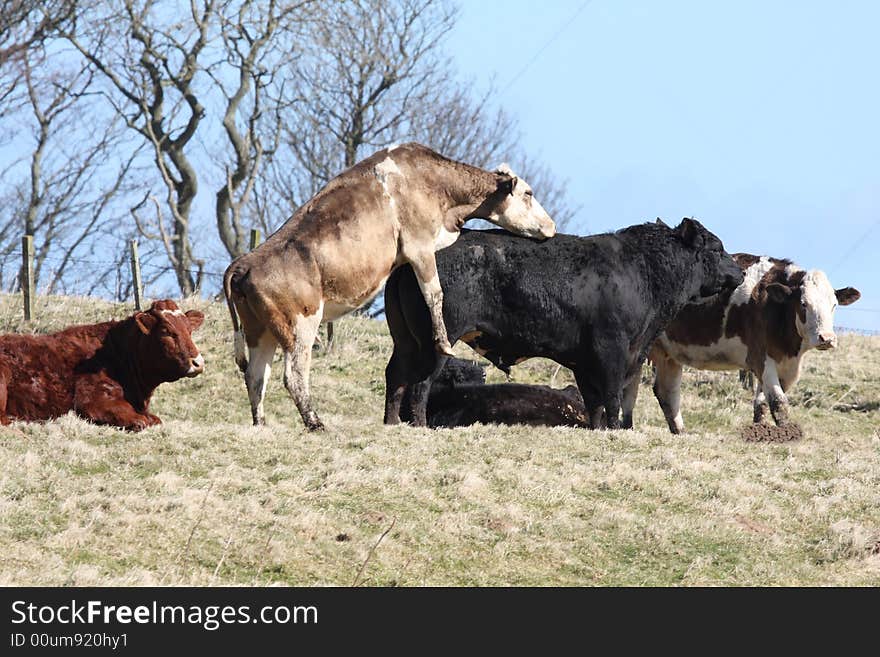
<box><xmin>0</xmin><ymin>300</ymin><xmax>204</xmax><ymax>431</ymax></box>
<box><xmin>223</xmin><ymin>142</ymin><xmax>555</xmax><ymax>431</ymax></box>
<box><xmin>638</xmin><ymin>254</ymin><xmax>860</xmax><ymax>433</ymax></box>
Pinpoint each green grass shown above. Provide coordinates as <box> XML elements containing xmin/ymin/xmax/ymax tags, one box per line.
<box><xmin>0</xmin><ymin>293</ymin><xmax>878</xmax><ymax>585</ymax></box>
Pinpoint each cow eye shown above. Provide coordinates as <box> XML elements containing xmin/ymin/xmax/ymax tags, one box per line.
<box><xmin>524</xmin><ymin>189</ymin><xmax>533</xmax><ymax>197</ymax></box>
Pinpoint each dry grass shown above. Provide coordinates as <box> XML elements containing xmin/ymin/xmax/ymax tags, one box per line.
<box><xmin>1</xmin><ymin>293</ymin><xmax>878</xmax><ymax>586</ymax></box>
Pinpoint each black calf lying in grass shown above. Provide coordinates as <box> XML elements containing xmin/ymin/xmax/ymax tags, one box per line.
<box><xmin>398</xmin><ymin>357</ymin><xmax>588</xmax><ymax>428</ymax></box>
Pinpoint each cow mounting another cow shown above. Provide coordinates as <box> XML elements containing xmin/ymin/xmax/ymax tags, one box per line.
<box><xmin>224</xmin><ymin>143</ymin><xmax>555</xmax><ymax>431</ymax></box>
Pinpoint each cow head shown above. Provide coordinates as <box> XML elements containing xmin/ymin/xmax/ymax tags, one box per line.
<box><xmin>676</xmin><ymin>218</ymin><xmax>744</xmax><ymax>299</ymax></box>
<box><xmin>766</xmin><ymin>270</ymin><xmax>860</xmax><ymax>350</ymax></box>
<box><xmin>133</xmin><ymin>300</ymin><xmax>206</xmax><ymax>381</ymax></box>
<box><xmin>477</xmin><ymin>164</ymin><xmax>556</xmax><ymax>239</ymax></box>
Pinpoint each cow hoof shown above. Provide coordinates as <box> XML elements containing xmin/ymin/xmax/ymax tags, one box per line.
<box><xmin>305</xmin><ymin>417</ymin><xmax>326</xmax><ymax>432</ymax></box>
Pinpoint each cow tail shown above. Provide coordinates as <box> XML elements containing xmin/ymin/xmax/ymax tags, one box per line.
<box><xmin>223</xmin><ymin>264</ymin><xmax>248</xmax><ymax>374</ymax></box>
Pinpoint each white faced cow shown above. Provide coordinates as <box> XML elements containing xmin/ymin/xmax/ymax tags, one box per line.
<box><xmin>224</xmin><ymin>143</ymin><xmax>555</xmax><ymax>431</ymax></box>
<box><xmin>643</xmin><ymin>254</ymin><xmax>860</xmax><ymax>433</ymax></box>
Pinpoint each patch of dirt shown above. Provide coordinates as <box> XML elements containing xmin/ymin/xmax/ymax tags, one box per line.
<box><xmin>361</xmin><ymin>511</ymin><xmax>387</xmax><ymax>525</ymax></box>
<box><xmin>734</xmin><ymin>514</ymin><xmax>774</xmax><ymax>534</ymax></box>
<box><xmin>740</xmin><ymin>422</ymin><xmax>804</xmax><ymax>443</ymax></box>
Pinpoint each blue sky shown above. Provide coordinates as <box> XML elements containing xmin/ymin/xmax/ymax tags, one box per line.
<box><xmin>447</xmin><ymin>0</ymin><xmax>880</xmax><ymax>331</ymax></box>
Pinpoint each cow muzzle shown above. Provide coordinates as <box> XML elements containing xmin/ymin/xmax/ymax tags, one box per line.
<box><xmin>539</xmin><ymin>218</ymin><xmax>556</xmax><ymax>239</ymax></box>
<box><xmin>815</xmin><ymin>334</ymin><xmax>836</xmax><ymax>351</ymax></box>
<box><xmin>187</xmin><ymin>353</ymin><xmax>205</xmax><ymax>377</ymax></box>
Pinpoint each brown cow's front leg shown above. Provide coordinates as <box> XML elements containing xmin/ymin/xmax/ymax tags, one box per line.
<box><xmin>407</xmin><ymin>254</ymin><xmax>454</xmax><ymax>357</ymax></box>
<box><xmin>0</xmin><ymin>363</ymin><xmax>10</xmax><ymax>425</ymax></box>
<box><xmin>282</xmin><ymin>310</ymin><xmax>324</xmax><ymax>431</ymax></box>
<box><xmin>74</xmin><ymin>374</ymin><xmax>159</xmax><ymax>431</ymax></box>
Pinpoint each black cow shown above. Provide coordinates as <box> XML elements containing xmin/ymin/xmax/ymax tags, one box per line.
<box><xmin>384</xmin><ymin>219</ymin><xmax>744</xmax><ymax>429</ymax></box>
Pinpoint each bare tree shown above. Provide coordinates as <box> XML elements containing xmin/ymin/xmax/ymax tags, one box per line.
<box><xmin>410</xmin><ymin>80</ymin><xmax>579</xmax><ymax>231</ymax></box>
<box><xmin>0</xmin><ymin>33</ymin><xmax>139</xmax><ymax>295</ymax></box>
<box><xmin>280</xmin><ymin>0</ymin><xmax>457</xmax><ymax>203</ymax></box>
<box><xmin>210</xmin><ymin>0</ymin><xmax>313</xmax><ymax>259</ymax></box>
<box><xmin>0</xmin><ymin>0</ymin><xmax>75</xmax><ymax>66</ymax></box>
<box><xmin>59</xmin><ymin>0</ymin><xmax>219</xmax><ymax>296</ymax></box>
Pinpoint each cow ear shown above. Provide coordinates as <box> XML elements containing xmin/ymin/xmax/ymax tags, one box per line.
<box><xmin>497</xmin><ymin>175</ymin><xmax>517</xmax><ymax>196</ymax></box>
<box><xmin>766</xmin><ymin>282</ymin><xmax>793</xmax><ymax>303</ymax></box>
<box><xmin>185</xmin><ymin>309</ymin><xmax>205</xmax><ymax>330</ymax></box>
<box><xmin>676</xmin><ymin>218</ymin><xmax>703</xmax><ymax>248</ymax></box>
<box><xmin>135</xmin><ymin>312</ymin><xmax>157</xmax><ymax>335</ymax></box>
<box><xmin>835</xmin><ymin>287</ymin><xmax>861</xmax><ymax>306</ymax></box>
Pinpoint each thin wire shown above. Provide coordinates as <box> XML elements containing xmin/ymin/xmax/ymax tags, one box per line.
<box><xmin>828</xmin><ymin>215</ymin><xmax>880</xmax><ymax>275</ymax></box>
<box><xmin>499</xmin><ymin>0</ymin><xmax>596</xmax><ymax>96</ymax></box>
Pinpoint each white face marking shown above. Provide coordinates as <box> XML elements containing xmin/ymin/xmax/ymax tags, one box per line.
<box><xmin>160</xmin><ymin>308</ymin><xmax>185</xmax><ymax>316</ymax></box>
<box><xmin>798</xmin><ymin>269</ymin><xmax>839</xmax><ymax>349</ymax></box>
<box><xmin>488</xmin><ymin>165</ymin><xmax>556</xmax><ymax>239</ymax></box>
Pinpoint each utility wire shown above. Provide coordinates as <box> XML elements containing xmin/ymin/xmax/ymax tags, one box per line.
<box><xmin>499</xmin><ymin>0</ymin><xmax>596</xmax><ymax>96</ymax></box>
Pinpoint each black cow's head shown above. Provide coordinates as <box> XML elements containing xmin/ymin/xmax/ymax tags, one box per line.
<box><xmin>676</xmin><ymin>218</ymin><xmax>744</xmax><ymax>300</ymax></box>
<box><xmin>133</xmin><ymin>300</ymin><xmax>205</xmax><ymax>382</ymax></box>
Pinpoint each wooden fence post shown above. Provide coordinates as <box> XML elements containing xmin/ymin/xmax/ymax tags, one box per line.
<box><xmin>21</xmin><ymin>234</ymin><xmax>34</xmax><ymax>321</ymax></box>
<box><xmin>249</xmin><ymin>228</ymin><xmax>261</xmax><ymax>251</ymax></box>
<box><xmin>130</xmin><ymin>239</ymin><xmax>143</xmax><ymax>310</ymax></box>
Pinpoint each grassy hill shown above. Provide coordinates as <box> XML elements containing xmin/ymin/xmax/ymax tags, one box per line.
<box><xmin>0</xmin><ymin>293</ymin><xmax>878</xmax><ymax>585</ymax></box>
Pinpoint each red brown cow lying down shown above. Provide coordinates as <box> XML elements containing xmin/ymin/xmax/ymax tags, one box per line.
<box><xmin>0</xmin><ymin>300</ymin><xmax>204</xmax><ymax>431</ymax></box>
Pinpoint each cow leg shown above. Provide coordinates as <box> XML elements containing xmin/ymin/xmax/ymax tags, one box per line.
<box><xmin>621</xmin><ymin>376</ymin><xmax>640</xmax><ymax>430</ymax></box>
<box><xmin>283</xmin><ymin>311</ymin><xmax>324</xmax><ymax>431</ymax></box>
<box><xmin>752</xmin><ymin>383</ymin><xmax>770</xmax><ymax>424</ymax></box>
<box><xmin>573</xmin><ymin>370</ymin><xmax>604</xmax><ymax>429</ymax></box>
<box><xmin>761</xmin><ymin>360</ymin><xmax>791</xmax><ymax>426</ymax></box>
<box><xmin>593</xmin><ymin>342</ymin><xmax>628</xmax><ymax>430</ymax></box>
<box><xmin>407</xmin><ymin>254</ymin><xmax>454</xmax><ymax>357</ymax></box>
<box><xmin>384</xmin><ymin>350</ymin><xmax>409</xmax><ymax>425</ymax></box>
<box><xmin>407</xmin><ymin>380</ymin><xmax>432</xmax><ymax>427</ymax></box>
<box><xmin>653</xmin><ymin>357</ymin><xmax>685</xmax><ymax>434</ymax></box>
<box><xmin>245</xmin><ymin>332</ymin><xmax>277</xmax><ymax>426</ymax></box>
<box><xmin>401</xmin><ymin>351</ymin><xmax>446</xmax><ymax>427</ymax></box>
<box><xmin>603</xmin><ymin>389</ymin><xmax>622</xmax><ymax>430</ymax></box>
<box><xmin>74</xmin><ymin>374</ymin><xmax>159</xmax><ymax>432</ymax></box>
<box><xmin>0</xmin><ymin>365</ymin><xmax>9</xmax><ymax>425</ymax></box>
